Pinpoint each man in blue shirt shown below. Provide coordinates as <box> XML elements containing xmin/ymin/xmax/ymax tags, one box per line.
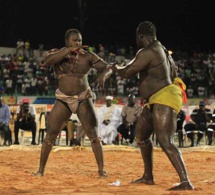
<box><xmin>0</xmin><ymin>86</ymin><xmax>5</xmax><ymax>95</ymax></box>
<box><xmin>0</xmin><ymin>96</ymin><xmax>11</xmax><ymax>146</ymax></box>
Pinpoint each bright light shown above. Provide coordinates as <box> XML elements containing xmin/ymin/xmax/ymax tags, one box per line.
<box><xmin>168</xmin><ymin>50</ymin><xmax>173</xmax><ymax>55</ymax></box>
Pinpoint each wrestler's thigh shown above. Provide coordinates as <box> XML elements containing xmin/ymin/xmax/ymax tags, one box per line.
<box><xmin>152</xmin><ymin>104</ymin><xmax>177</xmax><ymax>141</ymax></box>
<box><xmin>135</xmin><ymin>105</ymin><xmax>153</xmax><ymax>141</ymax></box>
<box><xmin>77</xmin><ymin>99</ymin><xmax>97</xmax><ymax>138</ymax></box>
<box><xmin>47</xmin><ymin>101</ymin><xmax>72</xmax><ymax>134</ymax></box>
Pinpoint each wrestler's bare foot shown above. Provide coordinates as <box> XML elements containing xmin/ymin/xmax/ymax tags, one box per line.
<box><xmin>33</xmin><ymin>171</ymin><xmax>44</xmax><ymax>177</ymax></box>
<box><xmin>130</xmin><ymin>177</ymin><xmax>155</xmax><ymax>185</ymax></box>
<box><xmin>168</xmin><ymin>181</ymin><xmax>194</xmax><ymax>191</ymax></box>
<box><xmin>98</xmin><ymin>170</ymin><xmax>108</xmax><ymax>177</ymax></box>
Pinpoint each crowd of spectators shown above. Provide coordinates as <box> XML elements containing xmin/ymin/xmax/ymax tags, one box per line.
<box><xmin>0</xmin><ymin>43</ymin><xmax>214</xmax><ymax>99</ymax></box>
<box><xmin>174</xmin><ymin>51</ymin><xmax>215</xmax><ymax>99</ymax></box>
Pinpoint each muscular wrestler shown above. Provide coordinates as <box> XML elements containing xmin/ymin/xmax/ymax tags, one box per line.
<box><xmin>34</xmin><ymin>29</ymin><xmax>112</xmax><ymax>177</ymax></box>
<box><xmin>110</xmin><ymin>21</ymin><xmax>194</xmax><ymax>190</ymax></box>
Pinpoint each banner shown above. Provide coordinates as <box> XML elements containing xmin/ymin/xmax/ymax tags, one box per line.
<box><xmin>2</xmin><ymin>96</ymin><xmax>16</xmax><ymax>105</ymax></box>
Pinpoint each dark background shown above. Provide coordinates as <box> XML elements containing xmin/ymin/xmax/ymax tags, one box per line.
<box><xmin>0</xmin><ymin>0</ymin><xmax>214</xmax><ymax>54</ymax></box>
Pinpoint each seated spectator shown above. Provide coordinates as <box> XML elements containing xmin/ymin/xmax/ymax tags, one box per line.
<box><xmin>13</xmin><ymin>98</ymin><xmax>37</xmax><ymax>145</ymax></box>
<box><xmin>65</xmin><ymin>119</ymin><xmax>75</xmax><ymax>146</ymax></box>
<box><xmin>60</xmin><ymin>119</ymin><xmax>76</xmax><ymax>146</ymax></box>
<box><xmin>0</xmin><ymin>86</ymin><xmax>5</xmax><ymax>95</ymax></box>
<box><xmin>70</xmin><ymin>92</ymin><xmax>97</xmax><ymax>146</ymax></box>
<box><xmin>206</xmin><ymin>114</ymin><xmax>215</xmax><ymax>145</ymax></box>
<box><xmin>97</xmin><ymin>96</ymin><xmax>122</xmax><ymax>145</ymax></box>
<box><xmin>71</xmin><ymin>121</ymin><xmax>85</xmax><ymax>146</ymax></box>
<box><xmin>0</xmin><ymin>96</ymin><xmax>11</xmax><ymax>145</ymax></box>
<box><xmin>176</xmin><ymin>109</ymin><xmax>186</xmax><ymax>147</ymax></box>
<box><xmin>184</xmin><ymin>101</ymin><xmax>212</xmax><ymax>146</ymax></box>
<box><xmin>117</xmin><ymin>94</ymin><xmax>142</xmax><ymax>145</ymax></box>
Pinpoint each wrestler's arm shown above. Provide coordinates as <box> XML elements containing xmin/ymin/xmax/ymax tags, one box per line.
<box><xmin>168</xmin><ymin>54</ymin><xmax>178</xmax><ymax>79</ymax></box>
<box><xmin>90</xmin><ymin>52</ymin><xmax>113</xmax><ymax>87</ymax></box>
<box><xmin>110</xmin><ymin>49</ymin><xmax>151</xmax><ymax>79</ymax></box>
<box><xmin>44</xmin><ymin>46</ymin><xmax>86</xmax><ymax>66</ymax></box>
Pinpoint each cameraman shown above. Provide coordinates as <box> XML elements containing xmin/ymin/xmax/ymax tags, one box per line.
<box><xmin>13</xmin><ymin>98</ymin><xmax>37</xmax><ymax>145</ymax></box>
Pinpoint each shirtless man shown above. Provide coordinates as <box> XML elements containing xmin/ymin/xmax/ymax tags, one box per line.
<box><xmin>34</xmin><ymin>29</ymin><xmax>112</xmax><ymax>177</ymax></box>
<box><xmin>110</xmin><ymin>21</ymin><xmax>194</xmax><ymax>190</ymax></box>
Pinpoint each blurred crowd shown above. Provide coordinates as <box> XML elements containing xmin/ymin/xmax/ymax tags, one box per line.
<box><xmin>0</xmin><ymin>42</ymin><xmax>214</xmax><ymax>99</ymax></box>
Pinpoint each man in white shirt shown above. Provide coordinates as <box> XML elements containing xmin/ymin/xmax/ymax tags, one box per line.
<box><xmin>16</xmin><ymin>38</ymin><xmax>24</xmax><ymax>55</ymax></box>
<box><xmin>97</xmin><ymin>96</ymin><xmax>122</xmax><ymax>145</ymax></box>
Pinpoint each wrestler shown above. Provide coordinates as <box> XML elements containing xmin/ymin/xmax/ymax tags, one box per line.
<box><xmin>34</xmin><ymin>29</ymin><xmax>112</xmax><ymax>177</ymax></box>
<box><xmin>109</xmin><ymin>21</ymin><xmax>194</xmax><ymax>190</ymax></box>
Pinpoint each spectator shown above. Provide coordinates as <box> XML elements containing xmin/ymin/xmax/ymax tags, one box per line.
<box><xmin>176</xmin><ymin>109</ymin><xmax>186</xmax><ymax>147</ymax></box>
<box><xmin>54</xmin><ymin>118</ymin><xmax>75</xmax><ymax>146</ymax></box>
<box><xmin>186</xmin><ymin>85</ymin><xmax>194</xmax><ymax>98</ymax></box>
<box><xmin>30</xmin><ymin>75</ymin><xmax>38</xmax><ymax>95</ymax></box>
<box><xmin>197</xmin><ymin>84</ymin><xmax>205</xmax><ymax>97</ymax></box>
<box><xmin>62</xmin><ymin>119</ymin><xmax>75</xmax><ymax>146</ymax></box>
<box><xmin>38</xmin><ymin>43</ymin><xmax>44</xmax><ymax>57</ymax></box>
<box><xmin>97</xmin><ymin>44</ymin><xmax>106</xmax><ymax>60</ymax></box>
<box><xmin>13</xmin><ymin>98</ymin><xmax>37</xmax><ymax>145</ymax></box>
<box><xmin>24</xmin><ymin>39</ymin><xmax>31</xmax><ymax>58</ymax></box>
<box><xmin>16</xmin><ymin>38</ymin><xmax>24</xmax><ymax>55</ymax></box>
<box><xmin>117</xmin><ymin>94</ymin><xmax>142</xmax><ymax>145</ymax></box>
<box><xmin>206</xmin><ymin>114</ymin><xmax>215</xmax><ymax>145</ymax></box>
<box><xmin>5</xmin><ymin>77</ymin><xmax>13</xmax><ymax>96</ymax></box>
<box><xmin>0</xmin><ymin>96</ymin><xmax>11</xmax><ymax>146</ymax></box>
<box><xmin>73</xmin><ymin>92</ymin><xmax>97</xmax><ymax>146</ymax></box>
<box><xmin>184</xmin><ymin>101</ymin><xmax>212</xmax><ymax>146</ymax></box>
<box><xmin>97</xmin><ymin>95</ymin><xmax>122</xmax><ymax>145</ymax></box>
<box><xmin>0</xmin><ymin>86</ymin><xmax>5</xmax><ymax>95</ymax></box>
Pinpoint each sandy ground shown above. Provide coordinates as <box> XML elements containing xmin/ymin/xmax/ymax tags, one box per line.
<box><xmin>0</xmin><ymin>144</ymin><xmax>215</xmax><ymax>195</ymax></box>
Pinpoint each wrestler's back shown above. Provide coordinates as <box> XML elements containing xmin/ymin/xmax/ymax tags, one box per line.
<box><xmin>138</xmin><ymin>45</ymin><xmax>172</xmax><ymax>100</ymax></box>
